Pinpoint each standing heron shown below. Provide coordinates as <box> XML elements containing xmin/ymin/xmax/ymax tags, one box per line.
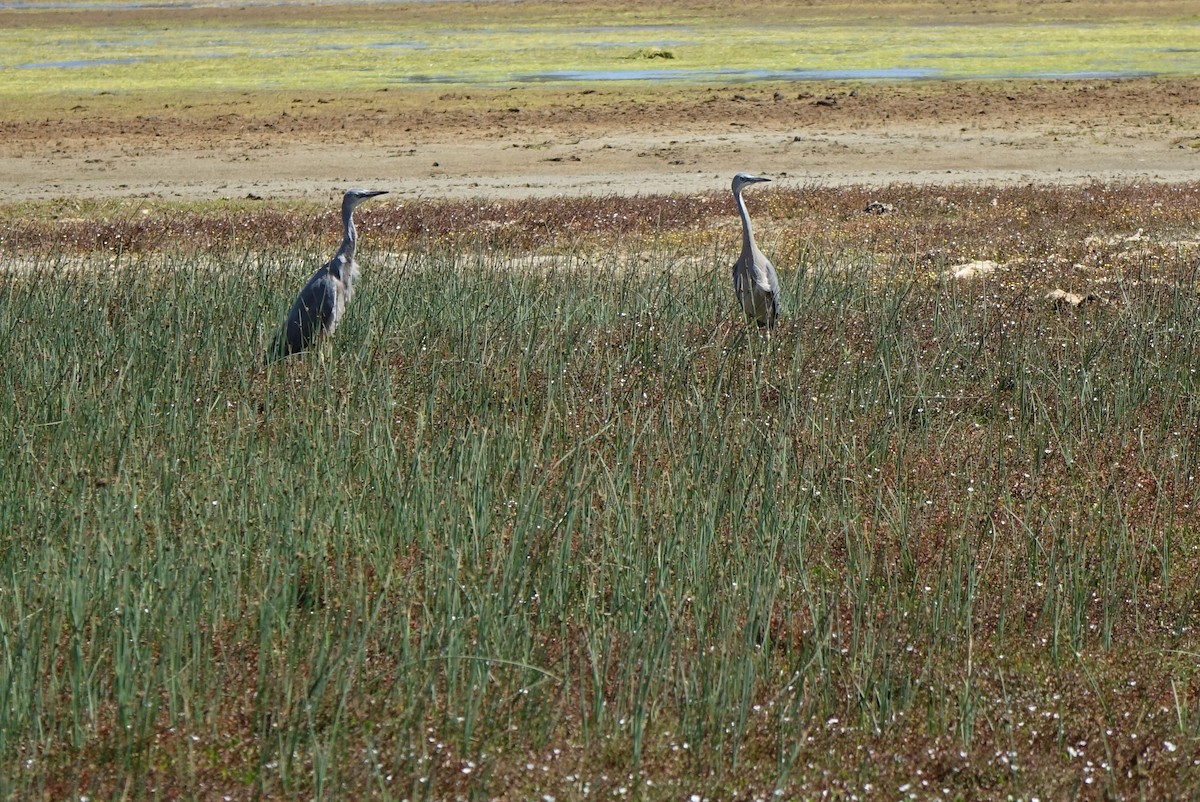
<box><xmin>268</xmin><ymin>188</ymin><xmax>388</xmax><ymax>361</ymax></box>
<box><xmin>731</xmin><ymin>172</ymin><xmax>779</xmax><ymax>329</ymax></box>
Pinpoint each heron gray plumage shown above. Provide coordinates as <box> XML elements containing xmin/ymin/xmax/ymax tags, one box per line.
<box><xmin>269</xmin><ymin>188</ymin><xmax>388</xmax><ymax>361</ymax></box>
<box><xmin>730</xmin><ymin>172</ymin><xmax>779</xmax><ymax>329</ymax></box>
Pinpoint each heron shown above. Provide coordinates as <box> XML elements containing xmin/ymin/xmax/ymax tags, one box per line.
<box><xmin>730</xmin><ymin>172</ymin><xmax>779</xmax><ymax>330</ymax></box>
<box><xmin>268</xmin><ymin>188</ymin><xmax>388</xmax><ymax>361</ymax></box>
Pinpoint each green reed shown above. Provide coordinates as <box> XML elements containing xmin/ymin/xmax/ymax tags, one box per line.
<box><xmin>0</xmin><ymin>232</ymin><xmax>1198</xmax><ymax>798</ymax></box>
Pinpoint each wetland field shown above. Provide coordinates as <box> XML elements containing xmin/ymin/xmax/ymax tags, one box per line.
<box><xmin>2</xmin><ymin>0</ymin><xmax>1200</xmax><ymax>799</ymax></box>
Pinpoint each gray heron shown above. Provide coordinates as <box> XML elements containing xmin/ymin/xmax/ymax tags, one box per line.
<box><xmin>268</xmin><ymin>188</ymin><xmax>388</xmax><ymax>361</ymax></box>
<box><xmin>730</xmin><ymin>172</ymin><xmax>779</xmax><ymax>329</ymax></box>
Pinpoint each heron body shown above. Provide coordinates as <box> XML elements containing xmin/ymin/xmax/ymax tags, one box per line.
<box><xmin>270</xmin><ymin>188</ymin><xmax>387</xmax><ymax>360</ymax></box>
<box><xmin>730</xmin><ymin>172</ymin><xmax>779</xmax><ymax>329</ymax></box>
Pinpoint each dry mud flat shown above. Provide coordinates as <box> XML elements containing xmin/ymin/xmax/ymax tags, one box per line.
<box><xmin>1</xmin><ymin>77</ymin><xmax>1199</xmax><ymax>202</ymax></box>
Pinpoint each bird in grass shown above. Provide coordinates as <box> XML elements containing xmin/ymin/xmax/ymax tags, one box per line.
<box><xmin>268</xmin><ymin>188</ymin><xmax>388</xmax><ymax>361</ymax></box>
<box><xmin>730</xmin><ymin>172</ymin><xmax>779</xmax><ymax>330</ymax></box>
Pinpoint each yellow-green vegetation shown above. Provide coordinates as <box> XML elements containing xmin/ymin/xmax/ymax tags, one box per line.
<box><xmin>2</xmin><ymin>0</ymin><xmax>1198</xmax><ymax>103</ymax></box>
<box><xmin>2</xmin><ymin>183</ymin><xmax>1200</xmax><ymax>798</ymax></box>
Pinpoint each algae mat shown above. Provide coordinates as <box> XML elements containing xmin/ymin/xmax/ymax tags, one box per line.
<box><xmin>1</xmin><ymin>1</ymin><xmax>1198</xmax><ymax>201</ymax></box>
<box><xmin>3</xmin><ymin>0</ymin><xmax>1199</xmax><ymax>98</ymax></box>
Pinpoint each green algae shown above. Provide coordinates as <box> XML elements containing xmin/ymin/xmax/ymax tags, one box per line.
<box><xmin>1</xmin><ymin>4</ymin><xmax>1198</xmax><ymax>100</ymax></box>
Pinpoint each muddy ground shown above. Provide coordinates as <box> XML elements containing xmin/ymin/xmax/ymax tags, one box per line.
<box><xmin>2</xmin><ymin>76</ymin><xmax>1198</xmax><ymax>202</ymax></box>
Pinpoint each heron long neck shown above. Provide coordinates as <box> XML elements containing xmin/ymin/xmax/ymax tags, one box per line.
<box><xmin>735</xmin><ymin>188</ymin><xmax>755</xmax><ymax>254</ymax></box>
<box><xmin>335</xmin><ymin>203</ymin><xmax>358</xmax><ymax>267</ymax></box>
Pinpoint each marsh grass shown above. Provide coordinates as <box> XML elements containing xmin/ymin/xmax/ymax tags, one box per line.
<box><xmin>2</xmin><ymin>185</ymin><xmax>1200</xmax><ymax>798</ymax></box>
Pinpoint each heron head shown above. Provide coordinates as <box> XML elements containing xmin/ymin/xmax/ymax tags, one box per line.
<box><xmin>732</xmin><ymin>172</ymin><xmax>771</xmax><ymax>195</ymax></box>
<box><xmin>343</xmin><ymin>188</ymin><xmax>389</xmax><ymax>212</ymax></box>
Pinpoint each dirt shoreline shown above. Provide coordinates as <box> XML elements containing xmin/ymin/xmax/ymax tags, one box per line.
<box><xmin>2</xmin><ymin>77</ymin><xmax>1198</xmax><ymax>202</ymax></box>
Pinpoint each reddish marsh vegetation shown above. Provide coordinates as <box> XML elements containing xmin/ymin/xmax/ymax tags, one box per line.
<box><xmin>4</xmin><ymin>181</ymin><xmax>1198</xmax><ymax>260</ymax></box>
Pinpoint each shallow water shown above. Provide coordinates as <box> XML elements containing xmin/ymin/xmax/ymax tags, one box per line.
<box><xmin>515</xmin><ymin>67</ymin><xmax>943</xmax><ymax>83</ymax></box>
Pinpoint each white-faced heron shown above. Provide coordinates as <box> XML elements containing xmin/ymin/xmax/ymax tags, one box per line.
<box><xmin>730</xmin><ymin>172</ymin><xmax>779</xmax><ymax>329</ymax></box>
<box><xmin>269</xmin><ymin>188</ymin><xmax>388</xmax><ymax>361</ymax></box>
